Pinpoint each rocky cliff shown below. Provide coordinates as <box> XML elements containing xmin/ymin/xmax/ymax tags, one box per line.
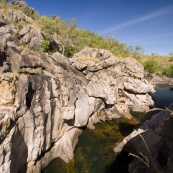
<box><xmin>0</xmin><ymin>8</ymin><xmax>155</xmax><ymax>173</ymax></box>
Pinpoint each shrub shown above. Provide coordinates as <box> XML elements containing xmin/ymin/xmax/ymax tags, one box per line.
<box><xmin>31</xmin><ymin>11</ymin><xmax>40</xmax><ymax>20</ymax></box>
<box><xmin>144</xmin><ymin>60</ymin><xmax>159</xmax><ymax>73</ymax></box>
<box><xmin>162</xmin><ymin>65</ymin><xmax>173</xmax><ymax>77</ymax></box>
<box><xmin>0</xmin><ymin>130</ymin><xmax>8</xmax><ymax>140</ymax></box>
<box><xmin>41</xmin><ymin>40</ymin><xmax>51</xmax><ymax>52</ymax></box>
<box><xmin>17</xmin><ymin>24</ymin><xmax>23</xmax><ymax>30</ymax></box>
<box><xmin>64</xmin><ymin>45</ymin><xmax>78</xmax><ymax>57</ymax></box>
<box><xmin>39</xmin><ymin>15</ymin><xmax>68</xmax><ymax>39</ymax></box>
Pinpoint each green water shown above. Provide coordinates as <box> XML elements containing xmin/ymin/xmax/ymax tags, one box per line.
<box><xmin>43</xmin><ymin>117</ymin><xmax>139</xmax><ymax>173</ymax></box>
<box><xmin>43</xmin><ymin>85</ymin><xmax>173</xmax><ymax>173</ymax></box>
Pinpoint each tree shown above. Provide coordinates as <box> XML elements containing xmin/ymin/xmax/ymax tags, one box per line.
<box><xmin>169</xmin><ymin>52</ymin><xmax>173</xmax><ymax>57</ymax></box>
<box><xmin>66</xmin><ymin>18</ymin><xmax>77</xmax><ymax>29</ymax></box>
<box><xmin>135</xmin><ymin>45</ymin><xmax>144</xmax><ymax>54</ymax></box>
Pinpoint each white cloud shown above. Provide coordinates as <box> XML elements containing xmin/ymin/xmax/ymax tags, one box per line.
<box><xmin>100</xmin><ymin>5</ymin><xmax>173</xmax><ymax>35</ymax></box>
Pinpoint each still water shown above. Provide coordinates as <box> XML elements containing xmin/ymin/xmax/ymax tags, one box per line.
<box><xmin>43</xmin><ymin>85</ymin><xmax>173</xmax><ymax>173</ymax></box>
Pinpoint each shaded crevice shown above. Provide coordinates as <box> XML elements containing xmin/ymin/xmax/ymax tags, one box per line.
<box><xmin>0</xmin><ymin>52</ymin><xmax>6</xmax><ymax>67</ymax></box>
<box><xmin>90</xmin><ymin>95</ymin><xmax>115</xmax><ymax>109</ymax></box>
<box><xmin>124</xmin><ymin>89</ymin><xmax>147</xmax><ymax>95</ymax></box>
<box><xmin>35</xmin><ymin>142</ymin><xmax>55</xmax><ymax>163</ymax></box>
<box><xmin>26</xmin><ymin>81</ymin><xmax>35</xmax><ymax>109</ymax></box>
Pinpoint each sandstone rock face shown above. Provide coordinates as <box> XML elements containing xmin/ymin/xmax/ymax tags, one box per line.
<box><xmin>19</xmin><ymin>26</ymin><xmax>44</xmax><ymax>50</ymax></box>
<box><xmin>8</xmin><ymin>9</ymin><xmax>28</xmax><ymax>23</ymax></box>
<box><xmin>0</xmin><ymin>21</ymin><xmax>18</xmax><ymax>47</ymax></box>
<box><xmin>0</xmin><ymin>11</ymin><xmax>44</xmax><ymax>51</ymax></box>
<box><xmin>0</xmin><ymin>45</ymin><xmax>155</xmax><ymax>173</ymax></box>
<box><xmin>70</xmin><ymin>48</ymin><xmax>154</xmax><ymax>118</ymax></box>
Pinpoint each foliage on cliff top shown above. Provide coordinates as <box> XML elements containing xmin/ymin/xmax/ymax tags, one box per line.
<box><xmin>0</xmin><ymin>0</ymin><xmax>173</xmax><ymax>77</ymax></box>
<box><xmin>0</xmin><ymin>1</ymin><xmax>132</xmax><ymax>57</ymax></box>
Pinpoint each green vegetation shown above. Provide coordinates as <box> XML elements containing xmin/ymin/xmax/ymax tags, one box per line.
<box><xmin>64</xmin><ymin>44</ymin><xmax>78</xmax><ymax>57</ymax></box>
<box><xmin>33</xmin><ymin>14</ymin><xmax>132</xmax><ymax>58</ymax></box>
<box><xmin>162</xmin><ymin>65</ymin><xmax>173</xmax><ymax>77</ymax></box>
<box><xmin>41</xmin><ymin>40</ymin><xmax>51</xmax><ymax>52</ymax></box>
<box><xmin>0</xmin><ymin>130</ymin><xmax>8</xmax><ymax>140</ymax></box>
<box><xmin>144</xmin><ymin>60</ymin><xmax>159</xmax><ymax>73</ymax></box>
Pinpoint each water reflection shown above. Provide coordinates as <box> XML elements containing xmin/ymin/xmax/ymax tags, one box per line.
<box><xmin>132</xmin><ymin>85</ymin><xmax>173</xmax><ymax>122</ymax></box>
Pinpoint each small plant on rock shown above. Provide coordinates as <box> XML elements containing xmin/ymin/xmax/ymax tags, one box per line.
<box><xmin>0</xmin><ymin>129</ymin><xmax>8</xmax><ymax>140</ymax></box>
<box><xmin>41</xmin><ymin>40</ymin><xmax>51</xmax><ymax>52</ymax></box>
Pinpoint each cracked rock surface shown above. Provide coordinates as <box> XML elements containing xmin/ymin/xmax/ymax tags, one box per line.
<box><xmin>0</xmin><ymin>19</ymin><xmax>155</xmax><ymax>173</ymax></box>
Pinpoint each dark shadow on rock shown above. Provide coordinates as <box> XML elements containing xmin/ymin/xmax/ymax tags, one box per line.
<box><xmin>106</xmin><ymin>104</ymin><xmax>173</xmax><ymax>173</ymax></box>
<box><xmin>26</xmin><ymin>81</ymin><xmax>35</xmax><ymax>109</ymax></box>
<box><xmin>105</xmin><ymin>151</ymin><xmax>134</xmax><ymax>173</ymax></box>
<box><xmin>118</xmin><ymin>123</ymin><xmax>136</xmax><ymax>137</ymax></box>
<box><xmin>0</xmin><ymin>52</ymin><xmax>6</xmax><ymax>66</ymax></box>
<box><xmin>130</xmin><ymin>110</ymin><xmax>173</xmax><ymax>172</ymax></box>
<box><xmin>10</xmin><ymin>125</ymin><xmax>28</xmax><ymax>173</ymax></box>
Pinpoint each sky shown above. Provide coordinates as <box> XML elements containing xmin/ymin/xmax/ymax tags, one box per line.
<box><xmin>16</xmin><ymin>0</ymin><xmax>173</xmax><ymax>55</ymax></box>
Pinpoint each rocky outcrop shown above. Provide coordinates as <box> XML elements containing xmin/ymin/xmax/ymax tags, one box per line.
<box><xmin>0</xmin><ymin>3</ymin><xmax>166</xmax><ymax>173</ymax></box>
<box><xmin>0</xmin><ymin>20</ymin><xmax>155</xmax><ymax>172</ymax></box>
<box><xmin>0</xmin><ymin>22</ymin><xmax>18</xmax><ymax>47</ymax></box>
<box><xmin>145</xmin><ymin>72</ymin><xmax>173</xmax><ymax>86</ymax></box>
<box><xmin>8</xmin><ymin>9</ymin><xmax>28</xmax><ymax>23</ymax></box>
<box><xmin>19</xmin><ymin>26</ymin><xmax>44</xmax><ymax>50</ymax></box>
<box><xmin>11</xmin><ymin>0</ymin><xmax>35</xmax><ymax>15</ymax></box>
<box><xmin>0</xmin><ymin>16</ymin><xmax>44</xmax><ymax>51</ymax></box>
<box><xmin>70</xmin><ymin>48</ymin><xmax>154</xmax><ymax>123</ymax></box>
<box><xmin>114</xmin><ymin>104</ymin><xmax>173</xmax><ymax>173</ymax></box>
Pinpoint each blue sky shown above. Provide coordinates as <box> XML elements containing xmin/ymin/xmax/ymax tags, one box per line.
<box><xmin>18</xmin><ymin>0</ymin><xmax>173</xmax><ymax>55</ymax></box>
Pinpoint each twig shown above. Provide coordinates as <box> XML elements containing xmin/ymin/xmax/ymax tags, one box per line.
<box><xmin>139</xmin><ymin>152</ymin><xmax>149</xmax><ymax>166</ymax></box>
<box><xmin>165</xmin><ymin>107</ymin><xmax>173</xmax><ymax>115</ymax></box>
<box><xmin>145</xmin><ymin>108</ymin><xmax>163</xmax><ymax>113</ymax></box>
<box><xmin>129</xmin><ymin>153</ymin><xmax>149</xmax><ymax>167</ymax></box>
<box><xmin>138</xmin><ymin>132</ymin><xmax>150</xmax><ymax>153</ymax></box>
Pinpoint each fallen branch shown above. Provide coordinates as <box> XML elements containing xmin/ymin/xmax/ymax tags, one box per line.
<box><xmin>113</xmin><ymin>128</ymin><xmax>146</xmax><ymax>153</ymax></box>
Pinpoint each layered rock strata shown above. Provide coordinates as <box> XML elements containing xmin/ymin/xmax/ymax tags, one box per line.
<box><xmin>0</xmin><ymin>17</ymin><xmax>155</xmax><ymax>173</ymax></box>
